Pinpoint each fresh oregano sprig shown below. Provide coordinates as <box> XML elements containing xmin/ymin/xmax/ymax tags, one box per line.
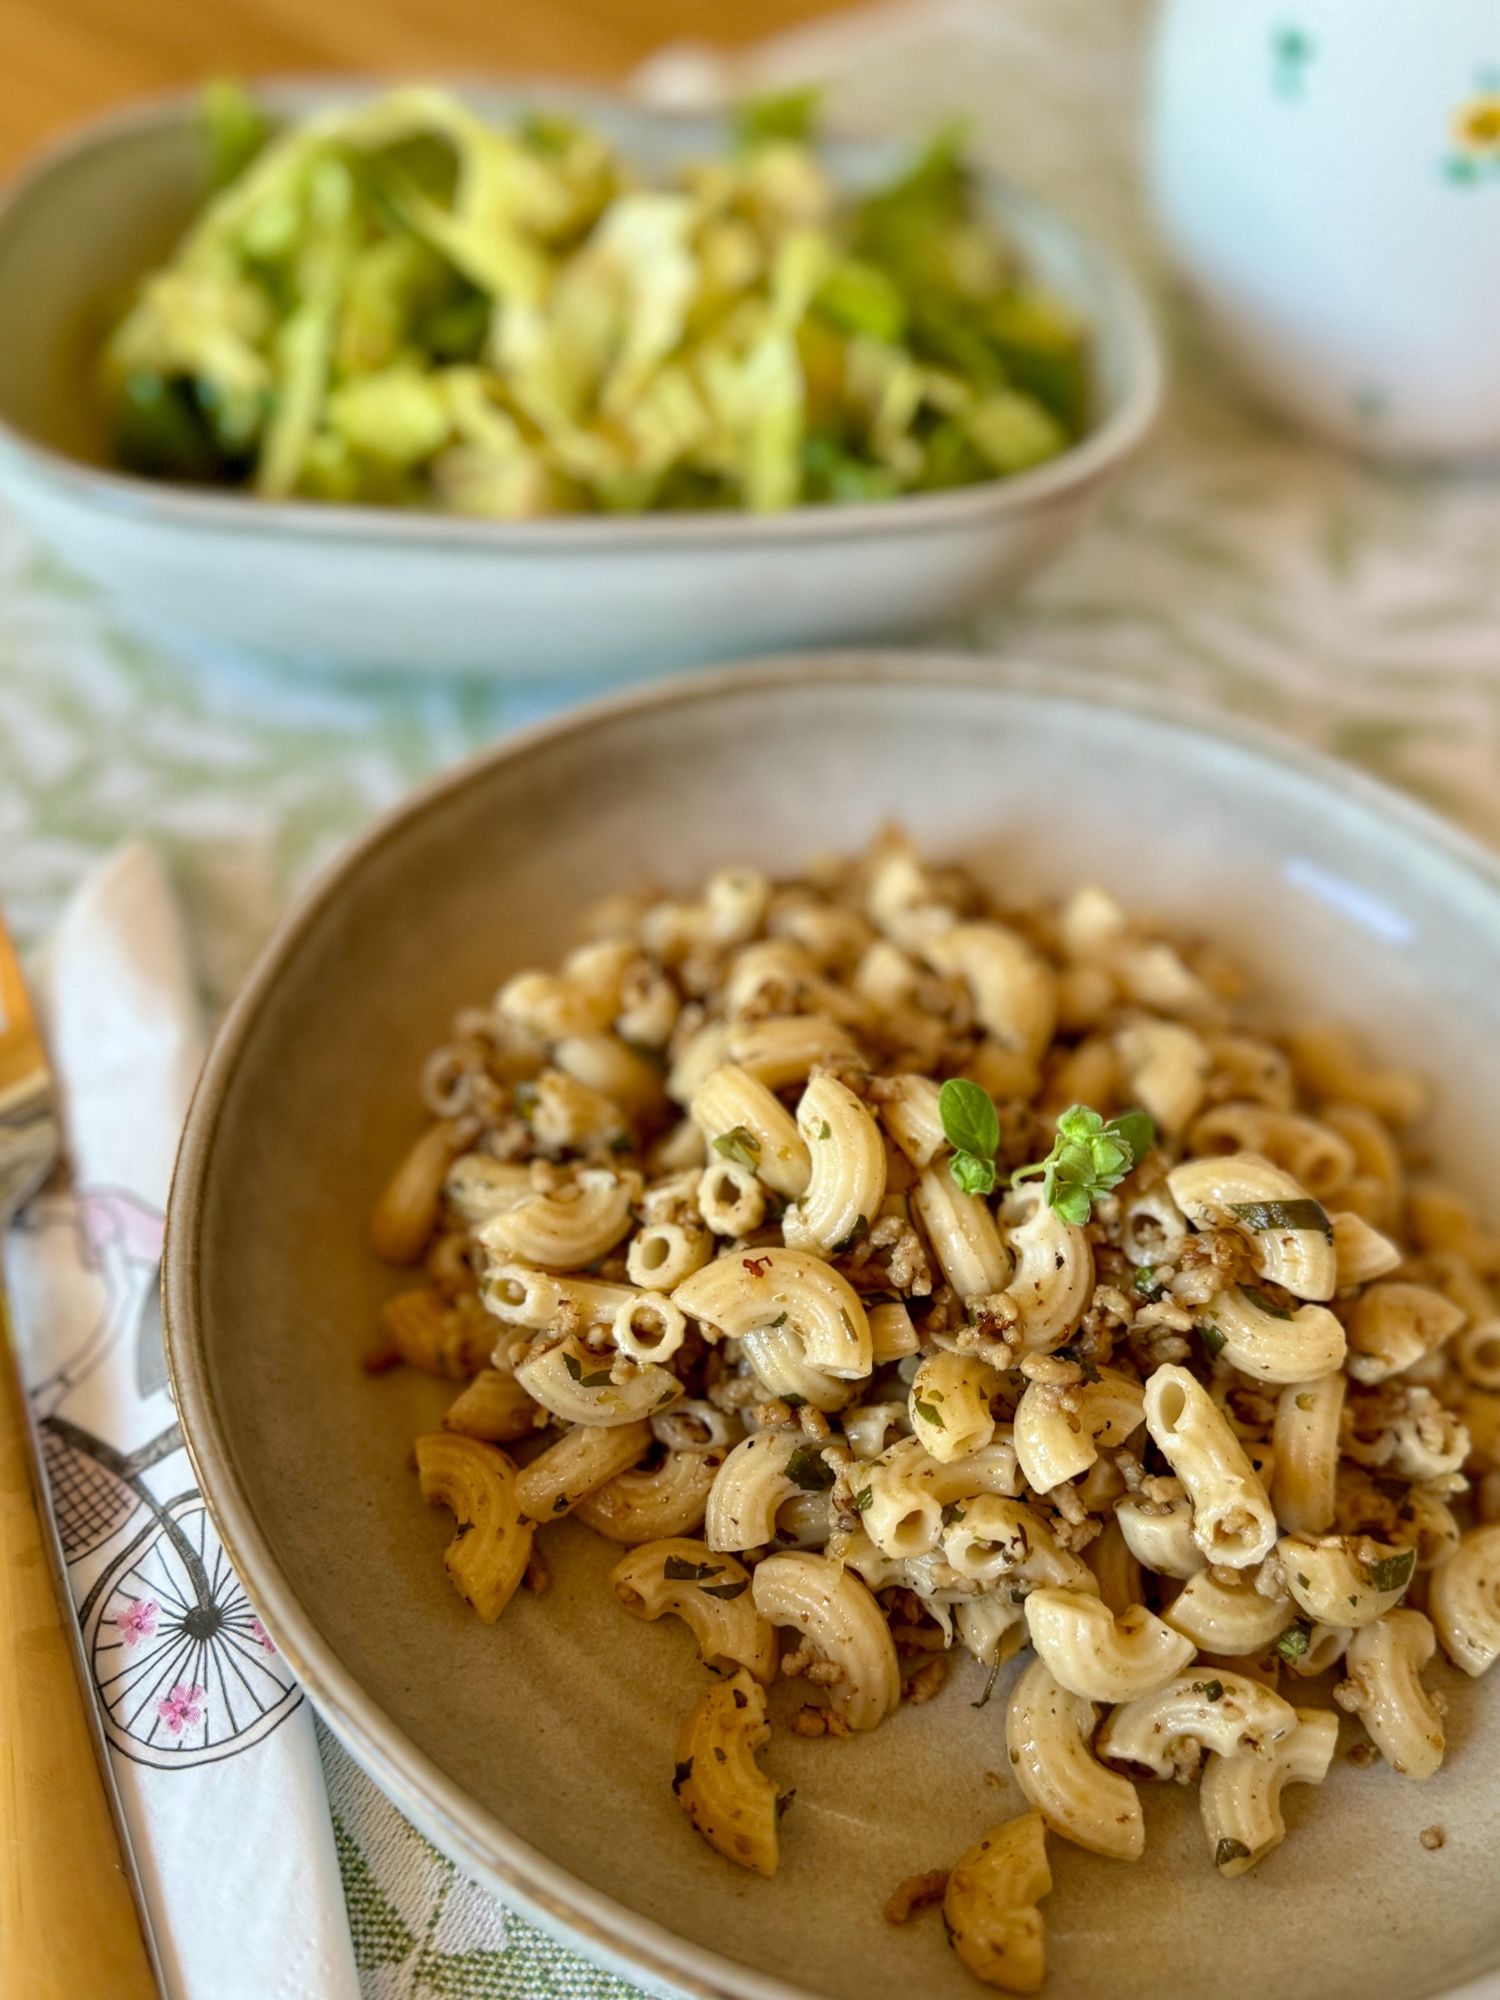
<box><xmin>1011</xmin><ymin>1104</ymin><xmax>1156</xmax><ymax>1227</ymax></box>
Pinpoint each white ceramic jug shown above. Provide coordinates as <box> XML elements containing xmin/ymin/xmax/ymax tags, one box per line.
<box><xmin>1149</xmin><ymin>0</ymin><xmax>1500</xmax><ymax>460</ymax></box>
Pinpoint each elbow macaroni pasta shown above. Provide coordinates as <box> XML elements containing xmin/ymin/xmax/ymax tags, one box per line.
<box><xmin>370</xmin><ymin>836</ymin><xmax>1500</xmax><ymax>1973</ymax></box>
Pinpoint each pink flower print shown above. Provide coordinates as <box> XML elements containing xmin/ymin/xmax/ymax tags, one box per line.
<box><xmin>113</xmin><ymin>1598</ymin><xmax>158</xmax><ymax>1648</ymax></box>
<box><xmin>157</xmin><ymin>1683</ymin><xmax>206</xmax><ymax>1736</ymax></box>
<box><xmin>250</xmin><ymin>1617</ymin><xmax>276</xmax><ymax>1654</ymax></box>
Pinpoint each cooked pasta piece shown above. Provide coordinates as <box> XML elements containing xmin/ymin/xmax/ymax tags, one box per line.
<box><xmin>1004</xmin><ymin>1659</ymin><xmax>1144</xmax><ymax>1861</ymax></box>
<box><xmin>414</xmin><ymin>1433</ymin><xmax>532</xmax><ymax>1623</ymax></box>
<box><xmin>611</xmin><ymin>1539</ymin><xmax>776</xmax><ymax>1681</ymax></box>
<box><xmin>1200</xmin><ymin>1707</ymin><xmax>1338</xmax><ymax>1876</ymax></box>
<box><xmin>943</xmin><ymin>1812</ymin><xmax>1052</xmax><ymax>1994</ymax></box>
<box><xmin>752</xmin><ymin>1552</ymin><xmax>901</xmax><ymax>1731</ymax></box>
<box><xmin>673</xmin><ymin>1670</ymin><xmax>781</xmax><ymax>1876</ymax></box>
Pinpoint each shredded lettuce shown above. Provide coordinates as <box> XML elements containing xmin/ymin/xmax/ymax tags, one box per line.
<box><xmin>102</xmin><ymin>84</ymin><xmax>1089</xmax><ymax>514</ymax></box>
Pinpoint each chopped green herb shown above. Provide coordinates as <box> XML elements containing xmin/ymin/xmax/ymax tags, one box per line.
<box><xmin>1133</xmin><ymin>1265</ymin><xmax>1163</xmax><ymax>1298</ymax></box>
<box><xmin>817</xmin><ymin>1120</ymin><xmax>833</xmax><ymax>1141</ymax></box>
<box><xmin>702</xmin><ymin>1578</ymin><xmax>750</xmax><ymax>1601</ymax></box>
<box><xmin>664</xmin><ymin>1556</ymin><xmax>723</xmax><ymax>1582</ymax></box>
<box><xmin>552</xmin><ymin>1494</ymin><xmax>570</xmax><ymax>1513</ymax></box>
<box><xmin>785</xmin><ymin>1444</ymin><xmax>836</xmax><ymax>1492</ymax></box>
<box><xmin>1366</xmin><ymin>1547</ymin><xmax>1417</xmax><ymax>1594</ymax></box>
<box><xmin>782</xmin><ymin>1394</ymin><xmax>806</xmax><ymax>1409</ymax></box>
<box><xmin>769</xmin><ymin>1311</ymin><xmax>789</xmax><ymax>1329</ymax></box>
<box><xmin>914</xmin><ymin>1397</ymin><xmax>946</xmax><ymax>1431</ymax></box>
<box><xmin>1275</xmin><ymin>1623</ymin><xmax>1310</xmax><ymax>1662</ymax></box>
<box><xmin>1196</xmin><ymin>1679</ymin><xmax>1225</xmax><ymax>1703</ymax></box>
<box><xmin>1215</xmin><ymin>1837</ymin><xmax>1252</xmax><ymax>1869</ymax></box>
<box><xmin>1199</xmin><ymin>1321</ymin><xmax>1227</xmax><ymax>1360</ymax></box>
<box><xmin>1241</xmin><ymin>1283</ymin><xmax>1294</xmax><ymax>1322</ymax></box>
<box><xmin>853</xmin><ymin>1486</ymin><xmax>874</xmax><ymax>1513</ymax></box>
<box><xmin>1229</xmin><ymin>1198</ymin><xmax>1333</xmax><ymax>1240</ymax></box>
<box><xmin>1009</xmin><ymin>1586</ymin><xmax>1029</xmax><ymax>1605</ymax></box>
<box><xmin>939</xmin><ymin>1078</ymin><xmax>1001</xmax><ymax>1197</ymax></box>
<box><xmin>1295</xmin><ymin>1573</ymin><xmax>1310</xmax><ymax>1589</ymax></box>
<box><xmin>608</xmin><ymin>1132</ymin><xmax>634</xmax><ymax>1154</ymax></box>
<box><xmin>832</xmin><ymin>1215</ymin><xmax>870</xmax><ymax>1253</ymax></box>
<box><xmin>713</xmin><ymin>1126</ymin><xmax>762</xmax><ymax>1172</ymax></box>
<box><xmin>971</xmin><ymin>1659</ymin><xmax>1003</xmax><ymax>1709</ymax></box>
<box><xmin>1012</xmin><ymin>1103</ymin><xmax>1156</xmax><ymax>1227</ymax></box>
<box><xmin>562</xmin><ymin>1351</ymin><xmax>615</xmax><ymax>1388</ymax></box>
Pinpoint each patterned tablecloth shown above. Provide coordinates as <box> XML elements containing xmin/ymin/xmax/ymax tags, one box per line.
<box><xmin>4</xmin><ymin>1</ymin><xmax>1498</xmax><ymax>1992</ymax></box>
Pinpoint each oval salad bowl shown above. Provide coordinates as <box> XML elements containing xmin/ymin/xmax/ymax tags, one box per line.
<box><xmin>164</xmin><ymin>654</ymin><xmax>1500</xmax><ymax>2000</ymax></box>
<box><xmin>0</xmin><ymin>83</ymin><xmax>1160</xmax><ymax>679</ymax></box>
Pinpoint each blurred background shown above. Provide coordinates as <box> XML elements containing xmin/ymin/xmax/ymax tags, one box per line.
<box><xmin>3</xmin><ymin>0</ymin><xmax>856</xmax><ymax>170</ymax></box>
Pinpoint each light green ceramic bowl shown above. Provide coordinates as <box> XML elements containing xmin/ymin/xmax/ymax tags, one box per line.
<box><xmin>0</xmin><ymin>84</ymin><xmax>1160</xmax><ymax>679</ymax></box>
<box><xmin>165</xmin><ymin>655</ymin><xmax>1500</xmax><ymax>2000</ymax></box>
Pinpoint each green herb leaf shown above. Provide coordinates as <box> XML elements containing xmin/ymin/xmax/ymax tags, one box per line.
<box><xmin>664</xmin><ymin>1556</ymin><xmax>723</xmax><ymax>1582</ymax></box>
<box><xmin>769</xmin><ymin>1311</ymin><xmax>789</xmax><ymax>1328</ymax></box>
<box><xmin>1110</xmin><ymin>1108</ymin><xmax>1156</xmax><ymax>1167</ymax></box>
<box><xmin>1230</xmin><ymin>1198</ymin><xmax>1333</xmax><ymax>1240</ymax></box>
<box><xmin>939</xmin><ymin>1078</ymin><xmax>1001</xmax><ymax>1159</ymax></box>
<box><xmin>914</xmin><ymin>1397</ymin><xmax>946</xmax><ymax>1432</ymax></box>
<box><xmin>817</xmin><ymin>1120</ymin><xmax>833</xmax><ymax>1141</ymax></box>
<box><xmin>1366</xmin><ymin>1547</ymin><xmax>1417</xmax><ymax>1595</ymax></box>
<box><xmin>939</xmin><ymin>1078</ymin><xmax>1002</xmax><ymax>1198</ymax></box>
<box><xmin>713</xmin><ymin>1126</ymin><xmax>762</xmax><ymax>1172</ymax></box>
<box><xmin>1275</xmin><ymin>1623</ymin><xmax>1310</xmax><ymax>1662</ymax></box>
<box><xmin>1195</xmin><ymin>1679</ymin><xmax>1225</xmax><ymax>1703</ymax></box>
<box><xmin>832</xmin><ymin>1215</ymin><xmax>870</xmax><ymax>1253</ymax></box>
<box><xmin>951</xmin><ymin>1151</ymin><xmax>999</xmax><ymax>1197</ymax></box>
<box><xmin>1011</xmin><ymin>1103</ymin><xmax>1155</xmax><ymax>1226</ymax></box>
<box><xmin>853</xmin><ymin>1486</ymin><xmax>873</xmax><ymax>1513</ymax></box>
<box><xmin>1240</xmin><ymin>1283</ymin><xmax>1294</xmax><ymax>1321</ymax></box>
<box><xmin>1215</xmin><ymin>1837</ymin><xmax>1252</xmax><ymax>1869</ymax></box>
<box><xmin>1198</xmin><ymin>1321</ymin><xmax>1227</xmax><ymax>1360</ymax></box>
<box><xmin>785</xmin><ymin>1444</ymin><xmax>836</xmax><ymax>1492</ymax></box>
<box><xmin>1134</xmin><ymin>1265</ymin><xmax>1161</xmax><ymax>1298</ymax></box>
<box><xmin>702</xmin><ymin>1578</ymin><xmax>750</xmax><ymax>1601</ymax></box>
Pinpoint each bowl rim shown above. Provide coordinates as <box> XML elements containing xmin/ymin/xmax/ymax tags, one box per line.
<box><xmin>163</xmin><ymin>649</ymin><xmax>1500</xmax><ymax>2000</ymax></box>
<box><xmin>0</xmin><ymin>77</ymin><xmax>1162</xmax><ymax>553</ymax></box>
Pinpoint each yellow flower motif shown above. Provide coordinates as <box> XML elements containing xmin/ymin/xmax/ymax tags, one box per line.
<box><xmin>1453</xmin><ymin>93</ymin><xmax>1500</xmax><ymax>154</ymax></box>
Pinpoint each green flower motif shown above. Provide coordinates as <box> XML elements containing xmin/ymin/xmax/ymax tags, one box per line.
<box><xmin>1271</xmin><ymin>23</ymin><xmax>1317</xmax><ymax>100</ymax></box>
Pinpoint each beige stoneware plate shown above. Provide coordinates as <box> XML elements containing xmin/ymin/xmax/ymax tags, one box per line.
<box><xmin>164</xmin><ymin>655</ymin><xmax>1500</xmax><ymax>2000</ymax></box>
<box><xmin>0</xmin><ymin>84</ymin><xmax>1159</xmax><ymax>679</ymax></box>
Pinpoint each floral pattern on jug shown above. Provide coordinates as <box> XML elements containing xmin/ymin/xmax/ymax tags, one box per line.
<box><xmin>1269</xmin><ymin>22</ymin><xmax>1316</xmax><ymax>100</ymax></box>
<box><xmin>1445</xmin><ymin>73</ymin><xmax>1500</xmax><ymax>183</ymax></box>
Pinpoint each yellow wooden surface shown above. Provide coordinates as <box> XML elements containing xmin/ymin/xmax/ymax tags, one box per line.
<box><xmin>0</xmin><ymin>1300</ymin><xmax>159</xmax><ymax>1998</ymax></box>
<box><xmin>0</xmin><ymin>0</ymin><xmax>857</xmax><ymax>174</ymax></box>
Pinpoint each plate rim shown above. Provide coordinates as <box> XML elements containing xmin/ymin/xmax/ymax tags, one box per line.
<box><xmin>163</xmin><ymin>649</ymin><xmax>1500</xmax><ymax>2000</ymax></box>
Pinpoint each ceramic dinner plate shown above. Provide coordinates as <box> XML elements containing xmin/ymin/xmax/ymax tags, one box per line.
<box><xmin>165</xmin><ymin>655</ymin><xmax>1500</xmax><ymax>2000</ymax></box>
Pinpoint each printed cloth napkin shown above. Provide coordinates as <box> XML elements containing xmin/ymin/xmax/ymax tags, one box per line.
<box><xmin>4</xmin><ymin>1</ymin><xmax>1500</xmax><ymax>1996</ymax></box>
<box><xmin>5</xmin><ymin>843</ymin><xmax>361</xmax><ymax>2000</ymax></box>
